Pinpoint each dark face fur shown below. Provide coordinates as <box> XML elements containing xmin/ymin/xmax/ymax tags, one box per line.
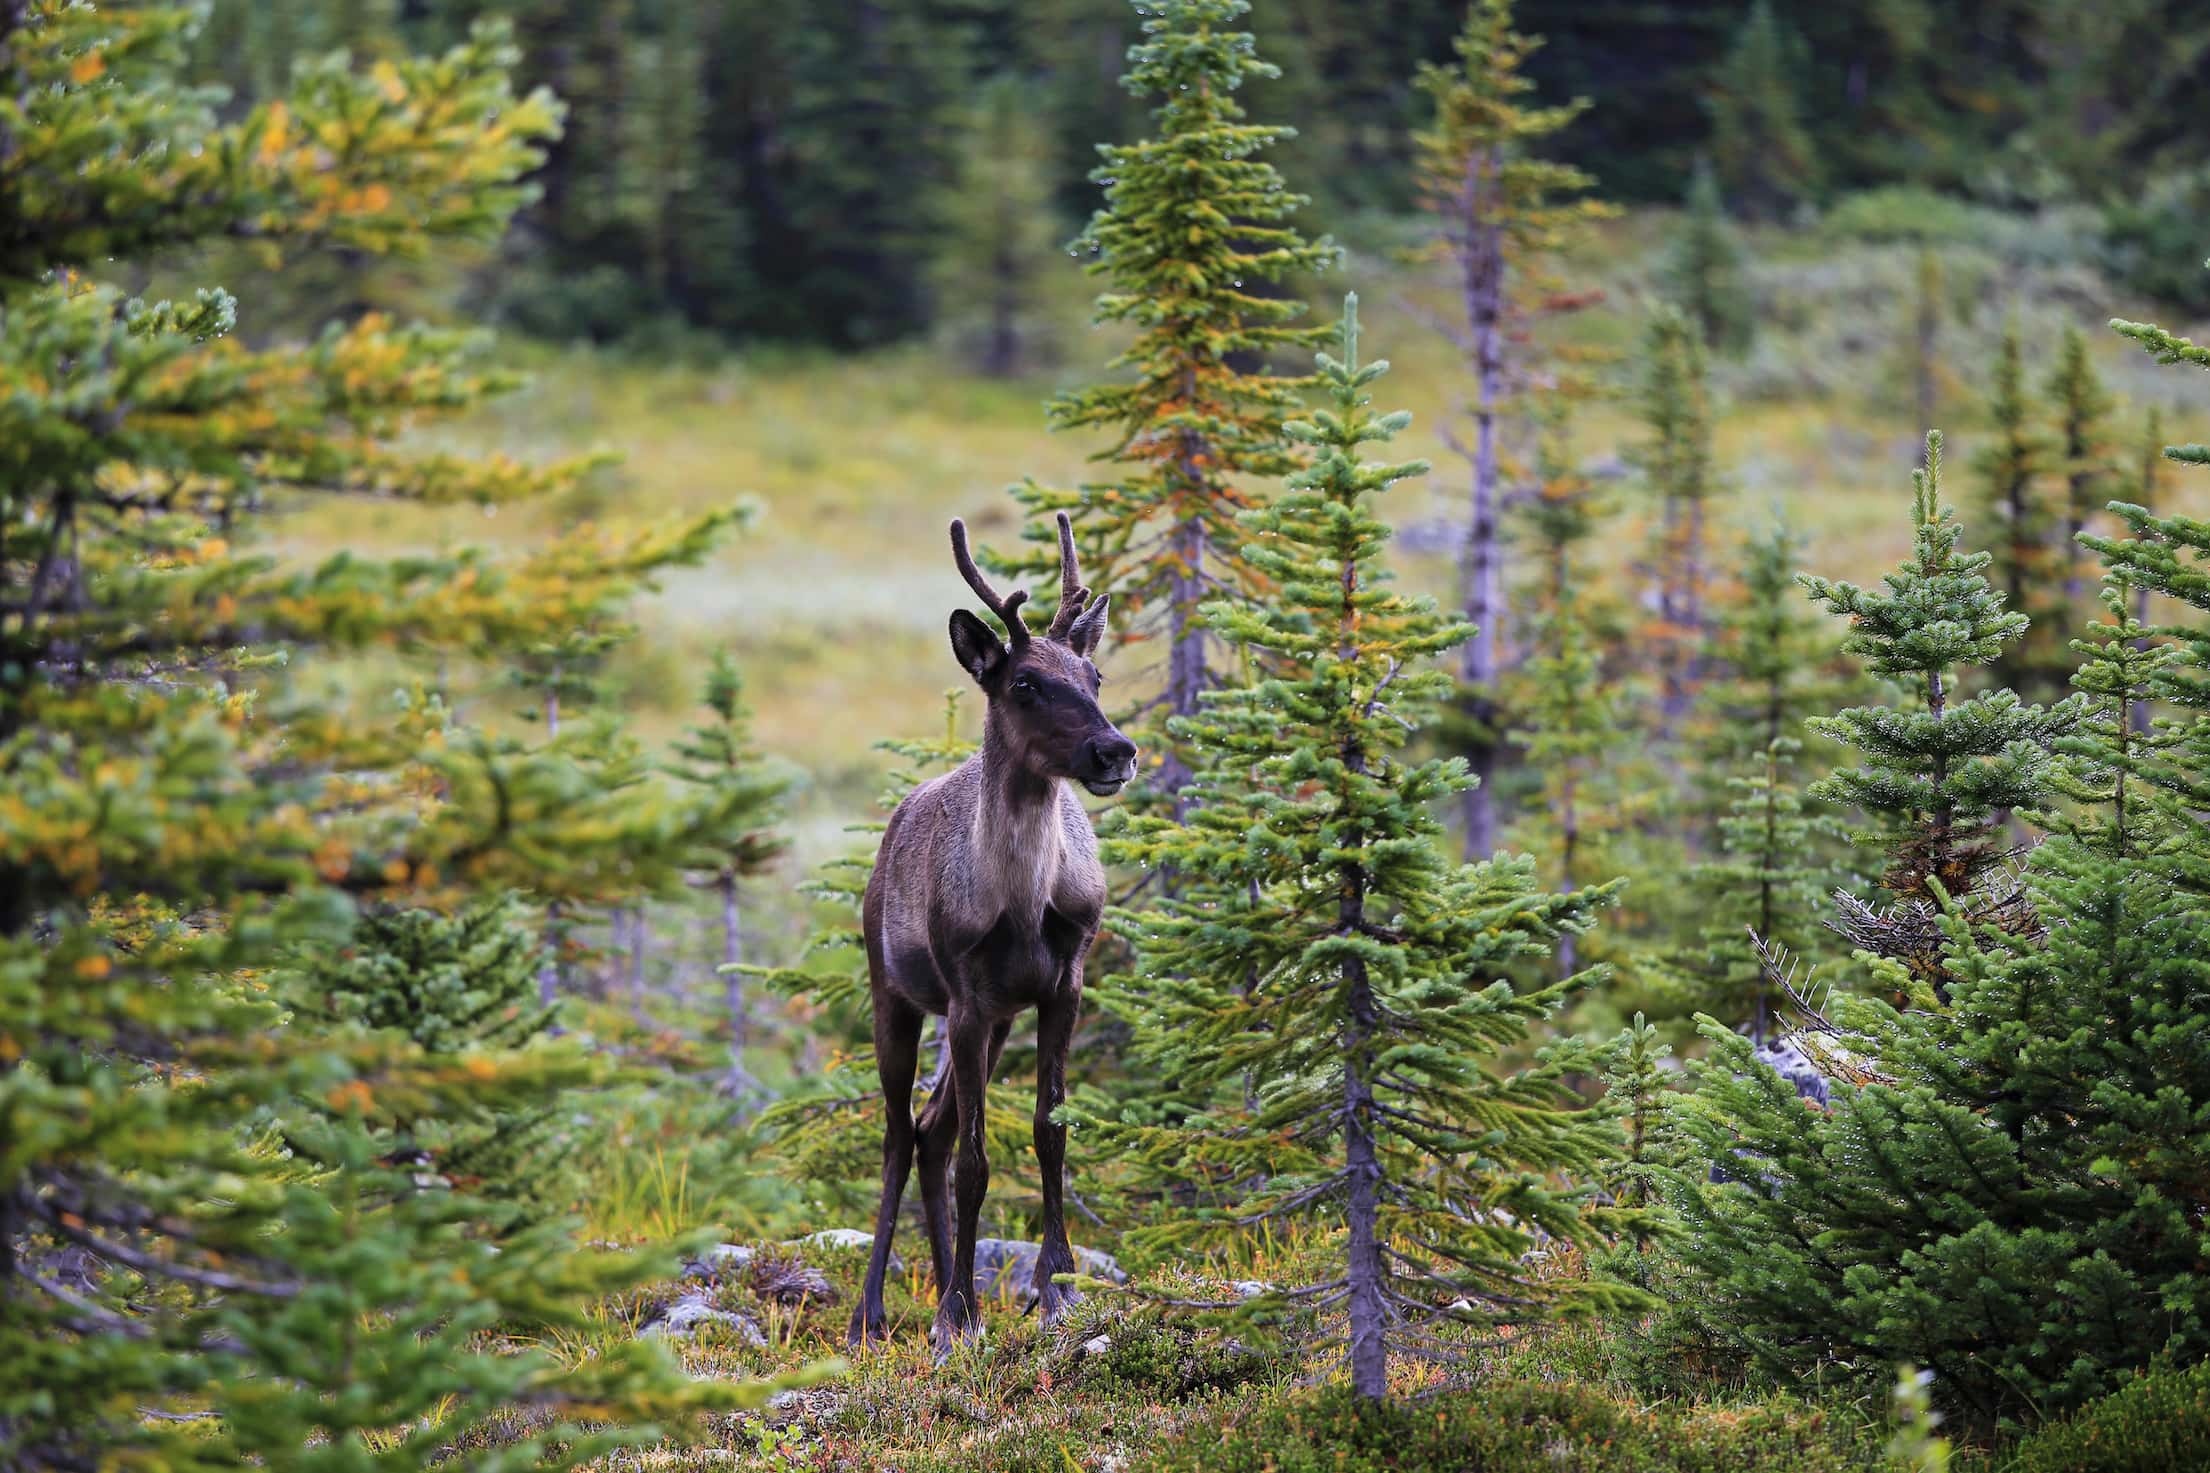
<box><xmin>949</xmin><ymin>611</ymin><xmax>1137</xmax><ymax>796</ymax></box>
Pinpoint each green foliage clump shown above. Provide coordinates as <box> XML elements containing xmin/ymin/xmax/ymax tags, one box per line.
<box><xmin>1664</xmin><ymin>158</ymin><xmax>1753</xmax><ymax>356</ymax></box>
<box><xmin>0</xmin><ymin>6</ymin><xmax>777</xmax><ymax>1464</ymax></box>
<box><xmin>1151</xmin><ymin>1381</ymin><xmax>1892</xmax><ymax>1473</ymax></box>
<box><xmin>2005</xmin><ymin>1363</ymin><xmax>2210</xmax><ymax>1473</ymax></box>
<box><xmin>1675</xmin><ymin>425</ymin><xmax>2207</xmax><ymax>1432</ymax></box>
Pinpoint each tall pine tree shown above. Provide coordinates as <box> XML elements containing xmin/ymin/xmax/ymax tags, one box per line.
<box><xmin>1413</xmin><ymin>0</ymin><xmax>1610</xmax><ymax>858</ymax></box>
<box><xmin>1633</xmin><ymin>304</ymin><xmax>1721</xmax><ymax>738</ymax></box>
<box><xmin>669</xmin><ymin>653</ymin><xmax>792</xmax><ymax>1100</ymax></box>
<box><xmin>2046</xmin><ymin>324</ymin><xmax>2116</xmax><ymax>613</ymax></box>
<box><xmin>1014</xmin><ymin>0</ymin><xmax>1336</xmax><ymax>805</ymax></box>
<box><xmin>1101</xmin><ymin>297</ymin><xmax>1630</xmax><ymax>1401</ymax></box>
<box><xmin>1974</xmin><ymin>325</ymin><xmax>2066</xmax><ymax>701</ymax></box>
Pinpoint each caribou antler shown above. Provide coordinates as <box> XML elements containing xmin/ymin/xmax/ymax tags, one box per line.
<box><xmin>1045</xmin><ymin>511</ymin><xmax>1093</xmax><ymax>640</ymax></box>
<box><xmin>949</xmin><ymin>518</ymin><xmax>1031</xmax><ymax>646</ymax></box>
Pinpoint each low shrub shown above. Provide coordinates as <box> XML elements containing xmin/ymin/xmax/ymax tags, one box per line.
<box><xmin>1150</xmin><ymin>1380</ymin><xmax>1891</xmax><ymax>1473</ymax></box>
<box><xmin>2005</xmin><ymin>1362</ymin><xmax>2210</xmax><ymax>1473</ymax></box>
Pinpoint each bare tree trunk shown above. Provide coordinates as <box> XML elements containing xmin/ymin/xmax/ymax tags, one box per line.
<box><xmin>1162</xmin><ymin>505</ymin><xmax>1209</xmax><ymax>815</ymax></box>
<box><xmin>1337</xmin><ymin>545</ymin><xmax>1388</xmax><ymax>1399</ymax></box>
<box><xmin>1343</xmin><ymin>978</ymin><xmax>1387</xmax><ymax>1399</ymax></box>
<box><xmin>721</xmin><ymin>873</ymin><xmax>759</xmax><ymax>1102</ymax></box>
<box><xmin>627</xmin><ymin>905</ymin><xmax>649</xmax><ymax>1022</ymax></box>
<box><xmin>1657</xmin><ymin>489</ymin><xmax>1687</xmax><ymax>733</ymax></box>
<box><xmin>1678</xmin><ymin>493</ymin><xmax>1708</xmax><ymax>724</ymax></box>
<box><xmin>537</xmin><ymin>690</ymin><xmax>563</xmax><ymax>1014</ymax></box>
<box><xmin>1458</xmin><ymin>150</ymin><xmax>1505</xmax><ymax>860</ymax></box>
<box><xmin>1556</xmin><ymin>766</ymin><xmax>1579</xmax><ymax>979</ymax></box>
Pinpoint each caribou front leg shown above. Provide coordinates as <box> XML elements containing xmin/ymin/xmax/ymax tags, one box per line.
<box><xmin>850</xmin><ymin>992</ymin><xmax>923</xmax><ymax>1348</ymax></box>
<box><xmin>1031</xmin><ymin>985</ymin><xmax>1082</xmax><ymax>1324</ymax></box>
<box><xmin>931</xmin><ymin>1004</ymin><xmax>996</xmax><ymax>1359</ymax></box>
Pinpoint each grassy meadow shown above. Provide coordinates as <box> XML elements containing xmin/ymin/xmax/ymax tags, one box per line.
<box><xmin>291</xmin><ymin>210</ymin><xmax>2195</xmax><ymax>876</ymax></box>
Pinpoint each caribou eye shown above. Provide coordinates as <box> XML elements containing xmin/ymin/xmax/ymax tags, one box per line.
<box><xmin>1010</xmin><ymin>675</ymin><xmax>1037</xmax><ymax>701</ymax></box>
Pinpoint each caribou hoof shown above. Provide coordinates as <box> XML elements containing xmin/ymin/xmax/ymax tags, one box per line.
<box><xmin>846</xmin><ymin>1304</ymin><xmax>892</xmax><ymax>1350</ymax></box>
<box><xmin>930</xmin><ymin>1301</ymin><xmax>983</xmax><ymax>1361</ymax></box>
<box><xmin>1037</xmin><ymin>1280</ymin><xmax>1084</xmax><ymax>1327</ymax></box>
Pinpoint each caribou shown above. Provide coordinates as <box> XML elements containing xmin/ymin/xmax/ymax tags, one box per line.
<box><xmin>848</xmin><ymin>512</ymin><xmax>1137</xmax><ymax>1355</ymax></box>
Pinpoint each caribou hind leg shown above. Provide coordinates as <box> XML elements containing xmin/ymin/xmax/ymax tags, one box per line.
<box><xmin>918</xmin><ymin>1016</ymin><xmax>1009</xmax><ymax>1344</ymax></box>
<box><xmin>849</xmin><ymin>989</ymin><xmax>925</xmax><ymax>1348</ymax></box>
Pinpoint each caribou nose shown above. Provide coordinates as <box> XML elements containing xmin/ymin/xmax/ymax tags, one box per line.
<box><xmin>1086</xmin><ymin>732</ymin><xmax>1138</xmax><ymax>778</ymax></box>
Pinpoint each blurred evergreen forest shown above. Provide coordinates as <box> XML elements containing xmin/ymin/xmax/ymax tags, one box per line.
<box><xmin>193</xmin><ymin>0</ymin><xmax>2210</xmax><ymax>348</ymax></box>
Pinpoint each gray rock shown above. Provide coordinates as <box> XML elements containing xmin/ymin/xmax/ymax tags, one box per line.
<box><xmin>792</xmin><ymin>1228</ymin><xmax>875</xmax><ymax>1252</ymax></box>
<box><xmin>1229</xmin><ymin>1280</ymin><xmax>1272</xmax><ymax>1300</ymax></box>
<box><xmin>682</xmin><ymin>1243</ymin><xmax>756</xmax><ymax>1281</ymax></box>
<box><xmin>1081</xmin><ymin>1334</ymin><xmax>1112</xmax><ymax>1357</ymax></box>
<box><xmin>971</xmin><ymin>1239</ymin><xmax>1129</xmax><ymax>1300</ymax></box>
<box><xmin>1752</xmin><ymin>1035</ymin><xmax>1831</xmax><ymax>1107</ymax></box>
<box><xmin>638</xmin><ymin>1293</ymin><xmax>766</xmax><ymax>1346</ymax></box>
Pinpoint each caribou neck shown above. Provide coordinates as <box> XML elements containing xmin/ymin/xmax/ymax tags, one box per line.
<box><xmin>970</xmin><ymin>715</ymin><xmax>1065</xmax><ymax>925</ymax></box>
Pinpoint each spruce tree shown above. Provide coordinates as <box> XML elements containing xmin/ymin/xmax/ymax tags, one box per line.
<box><xmin>1974</xmin><ymin>325</ymin><xmax>2066</xmax><ymax>700</ymax></box>
<box><xmin>2124</xmin><ymin>406</ymin><xmax>2164</xmax><ymax>735</ymax></box>
<box><xmin>1800</xmin><ymin>433</ymin><xmax>2070</xmax><ymax>1002</ymax></box>
<box><xmin>2095</xmin><ymin>312</ymin><xmax>2210</xmax><ymax>896</ymax></box>
<box><xmin>1705</xmin><ymin>0</ymin><xmax>1819</xmax><ymax>221</ymax></box>
<box><xmin>1633</xmin><ymin>305</ymin><xmax>1722</xmax><ymax>737</ymax></box>
<box><xmin>1656</xmin><ymin>521</ymin><xmax>1847</xmax><ymax>1036</ymax></box>
<box><xmin>1102</xmin><ymin>298</ymin><xmax>1630</xmax><ymax>1401</ymax></box>
<box><xmin>1707</xmin><ymin>519</ymin><xmax>1835</xmax><ymax>768</ymax></box>
<box><xmin>1657</xmin><ymin>739</ymin><xmax>1835</xmax><ymax>1039</ymax></box>
<box><xmin>1413</xmin><ymin>0</ymin><xmax>1610</xmax><ymax>858</ymax></box>
<box><xmin>0</xmin><ymin>10</ymin><xmax>773</xmax><ymax>1463</ymax></box>
<box><xmin>669</xmin><ymin>653</ymin><xmax>792</xmax><ymax>1100</ymax></box>
<box><xmin>1662</xmin><ymin>157</ymin><xmax>1751</xmax><ymax>357</ymax></box>
<box><xmin>1014</xmin><ymin>0</ymin><xmax>1336</xmax><ymax>804</ymax></box>
<box><xmin>1675</xmin><ymin>512</ymin><xmax>2209</xmax><ymax>1432</ymax></box>
<box><xmin>1509</xmin><ymin>410</ymin><xmax>1628</xmax><ymax>979</ymax></box>
<box><xmin>2045</xmin><ymin>325</ymin><xmax>2116</xmax><ymax>612</ymax></box>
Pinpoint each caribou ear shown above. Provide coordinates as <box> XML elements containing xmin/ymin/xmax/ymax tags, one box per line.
<box><xmin>949</xmin><ymin>609</ymin><xmax>1007</xmax><ymax>686</ymax></box>
<box><xmin>1066</xmin><ymin>593</ymin><xmax>1111</xmax><ymax>659</ymax></box>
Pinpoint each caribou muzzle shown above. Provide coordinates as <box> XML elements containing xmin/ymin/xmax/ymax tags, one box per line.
<box><xmin>1077</xmin><ymin>731</ymin><xmax>1138</xmax><ymax>796</ymax></box>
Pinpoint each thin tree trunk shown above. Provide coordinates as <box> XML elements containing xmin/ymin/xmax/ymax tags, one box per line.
<box><xmin>627</xmin><ymin>905</ymin><xmax>649</xmax><ymax>1021</ymax></box>
<box><xmin>721</xmin><ymin>873</ymin><xmax>758</xmax><ymax>1101</ymax></box>
<box><xmin>1681</xmin><ymin>492</ymin><xmax>1707</xmax><ymax>717</ymax></box>
<box><xmin>1162</xmin><ymin>502</ymin><xmax>1209</xmax><ymax>815</ymax></box>
<box><xmin>537</xmin><ymin>690</ymin><xmax>563</xmax><ymax>1013</ymax></box>
<box><xmin>2131</xmin><ymin>576</ymin><xmax>2153</xmax><ymax>737</ymax></box>
<box><xmin>1658</xmin><ymin>488</ymin><xmax>1687</xmax><ymax>732</ymax></box>
<box><xmin>1459</xmin><ymin>150</ymin><xmax>1505</xmax><ymax>860</ymax></box>
<box><xmin>1343</xmin><ymin>977</ymin><xmax>1387</xmax><ymax>1398</ymax></box>
<box><xmin>1557</xmin><ymin>766</ymin><xmax>1579</xmax><ymax>979</ymax></box>
<box><xmin>1337</xmin><ymin>545</ymin><xmax>1387</xmax><ymax>1399</ymax></box>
